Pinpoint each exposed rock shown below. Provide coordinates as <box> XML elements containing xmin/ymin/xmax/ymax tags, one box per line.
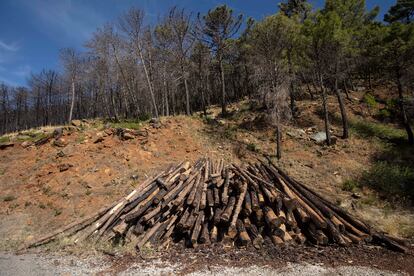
<box><xmin>21</xmin><ymin>141</ymin><xmax>33</xmax><ymax>148</ymax></box>
<box><xmin>104</xmin><ymin>128</ymin><xmax>113</xmax><ymax>136</ymax></box>
<box><xmin>305</xmin><ymin>126</ymin><xmax>317</xmax><ymax>134</ymax></box>
<box><xmin>53</xmin><ymin>128</ymin><xmax>63</xmax><ymax>139</ymax></box>
<box><xmin>123</xmin><ymin>132</ymin><xmax>135</xmax><ymax>140</ymax></box>
<box><xmin>116</xmin><ymin>128</ymin><xmax>145</xmax><ymax>140</ymax></box>
<box><xmin>135</xmin><ymin>130</ymin><xmax>148</xmax><ymax>137</ymax></box>
<box><xmin>93</xmin><ymin>132</ymin><xmax>105</xmax><ymax>143</ymax></box>
<box><xmin>311</xmin><ymin>132</ymin><xmax>328</xmax><ymax>143</ymax></box>
<box><xmin>149</xmin><ymin>118</ymin><xmax>159</xmax><ymax>124</ymax></box>
<box><xmin>58</xmin><ymin>163</ymin><xmax>73</xmax><ymax>172</ymax></box>
<box><xmin>150</xmin><ymin>118</ymin><xmax>163</xmax><ymax>129</ymax></box>
<box><xmin>311</xmin><ymin>132</ymin><xmax>337</xmax><ymax>145</ymax></box>
<box><xmin>93</xmin><ymin>136</ymin><xmax>104</xmax><ymax>144</ymax></box>
<box><xmin>286</xmin><ymin>129</ymin><xmax>306</xmax><ymax>139</ymax></box>
<box><xmin>53</xmin><ymin>138</ymin><xmax>68</xmax><ymax>147</ymax></box>
<box><xmin>217</xmin><ymin>119</ymin><xmax>226</xmax><ymax>126</ymax></box>
<box><xmin>71</xmin><ymin>120</ymin><xmax>82</xmax><ymax>127</ymax></box>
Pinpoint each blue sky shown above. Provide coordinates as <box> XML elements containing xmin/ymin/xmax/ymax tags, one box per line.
<box><xmin>0</xmin><ymin>0</ymin><xmax>395</xmax><ymax>87</ymax></box>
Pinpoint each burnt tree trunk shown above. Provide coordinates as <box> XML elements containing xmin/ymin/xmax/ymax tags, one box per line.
<box><xmin>397</xmin><ymin>71</ymin><xmax>414</xmax><ymax>145</ymax></box>
<box><xmin>319</xmin><ymin>74</ymin><xmax>331</xmax><ymax>145</ymax></box>
<box><xmin>219</xmin><ymin>55</ymin><xmax>227</xmax><ymax>116</ymax></box>
<box><xmin>334</xmin><ymin>75</ymin><xmax>349</xmax><ymax>139</ymax></box>
<box><xmin>276</xmin><ymin>122</ymin><xmax>282</xmax><ymax>160</ymax></box>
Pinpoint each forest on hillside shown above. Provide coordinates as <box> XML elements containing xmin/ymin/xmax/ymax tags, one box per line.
<box><xmin>1</xmin><ymin>0</ymin><xmax>413</xmax><ymax>151</ymax></box>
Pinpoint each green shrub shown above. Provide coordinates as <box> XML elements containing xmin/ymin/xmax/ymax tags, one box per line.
<box><xmin>203</xmin><ymin>115</ymin><xmax>215</xmax><ymax>125</ymax></box>
<box><xmin>223</xmin><ymin>126</ymin><xmax>238</xmax><ymax>139</ymax></box>
<box><xmin>0</xmin><ymin>136</ymin><xmax>10</xmax><ymax>143</ymax></box>
<box><xmin>386</xmin><ymin>98</ymin><xmax>398</xmax><ymax>109</ymax></box>
<box><xmin>361</xmin><ymin>162</ymin><xmax>414</xmax><ymax>198</ymax></box>
<box><xmin>110</xmin><ymin>120</ymin><xmax>141</xmax><ymax>130</ymax></box>
<box><xmin>138</xmin><ymin>113</ymin><xmax>151</xmax><ymax>122</ymax></box>
<box><xmin>342</xmin><ymin>180</ymin><xmax>360</xmax><ymax>192</ymax></box>
<box><xmin>350</xmin><ymin>120</ymin><xmax>405</xmax><ymax>141</ymax></box>
<box><xmin>247</xmin><ymin>143</ymin><xmax>259</xmax><ymax>152</ymax></box>
<box><xmin>363</xmin><ymin>93</ymin><xmax>378</xmax><ymax>109</ymax></box>
<box><xmin>377</xmin><ymin>109</ymin><xmax>391</xmax><ymax>119</ymax></box>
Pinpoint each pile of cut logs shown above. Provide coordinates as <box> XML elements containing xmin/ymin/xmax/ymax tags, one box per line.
<box><xmin>25</xmin><ymin>158</ymin><xmax>409</xmax><ymax>253</ymax></box>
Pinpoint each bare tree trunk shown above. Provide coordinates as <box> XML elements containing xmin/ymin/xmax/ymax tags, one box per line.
<box><xmin>172</xmin><ymin>86</ymin><xmax>176</xmax><ymax>116</ymax></box>
<box><xmin>334</xmin><ymin>77</ymin><xmax>349</xmax><ymax>139</ymax></box>
<box><xmin>68</xmin><ymin>78</ymin><xmax>75</xmax><ymax>122</ymax></box>
<box><xmin>110</xmin><ymin>88</ymin><xmax>119</xmax><ymax>122</ymax></box>
<box><xmin>219</xmin><ymin>57</ymin><xmax>227</xmax><ymax>116</ymax></box>
<box><xmin>319</xmin><ymin>74</ymin><xmax>331</xmax><ymax>145</ymax></box>
<box><xmin>397</xmin><ymin>72</ymin><xmax>414</xmax><ymax>145</ymax></box>
<box><xmin>349</xmin><ymin>78</ymin><xmax>356</xmax><ymax>91</ymax></box>
<box><xmin>244</xmin><ymin>63</ymin><xmax>250</xmax><ymax>99</ymax></box>
<box><xmin>184</xmin><ymin>74</ymin><xmax>191</xmax><ymax>116</ymax></box>
<box><xmin>138</xmin><ymin>47</ymin><xmax>159</xmax><ymax>118</ymax></box>
<box><xmin>343</xmin><ymin>80</ymin><xmax>351</xmax><ymax>100</ymax></box>
<box><xmin>300</xmin><ymin>72</ymin><xmax>314</xmax><ymax>100</ymax></box>
<box><xmin>201</xmin><ymin>87</ymin><xmax>207</xmax><ymax>117</ymax></box>
<box><xmin>288</xmin><ymin>51</ymin><xmax>296</xmax><ymax>116</ymax></box>
<box><xmin>311</xmin><ymin>73</ymin><xmax>319</xmax><ymax>95</ymax></box>
<box><xmin>276</xmin><ymin>121</ymin><xmax>282</xmax><ymax>160</ymax></box>
<box><xmin>163</xmin><ymin>66</ymin><xmax>170</xmax><ymax>117</ymax></box>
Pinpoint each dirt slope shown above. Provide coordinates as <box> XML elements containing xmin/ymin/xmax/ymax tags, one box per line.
<box><xmin>0</xmin><ymin>90</ymin><xmax>413</xmax><ymax>253</ymax></box>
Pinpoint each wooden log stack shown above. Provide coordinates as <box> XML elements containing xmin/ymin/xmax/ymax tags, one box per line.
<box><xmin>24</xmin><ymin>158</ymin><xmax>409</xmax><ymax>253</ymax></box>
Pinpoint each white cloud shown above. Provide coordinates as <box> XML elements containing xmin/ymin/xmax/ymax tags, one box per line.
<box><xmin>0</xmin><ymin>40</ymin><xmax>20</xmax><ymax>65</ymax></box>
<box><xmin>18</xmin><ymin>0</ymin><xmax>105</xmax><ymax>44</ymax></box>
<box><xmin>0</xmin><ymin>40</ymin><xmax>19</xmax><ymax>52</ymax></box>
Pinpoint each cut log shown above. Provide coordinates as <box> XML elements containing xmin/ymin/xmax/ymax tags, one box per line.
<box><xmin>263</xmin><ymin>206</ymin><xmax>283</xmax><ymax>229</ymax></box>
<box><xmin>236</xmin><ymin>219</ymin><xmax>251</xmax><ymax>246</ymax></box>
<box><xmin>243</xmin><ymin>191</ymin><xmax>252</xmax><ymax>216</ymax></box>
<box><xmin>221</xmin><ymin>196</ymin><xmax>236</xmax><ymax>223</ymax></box>
<box><xmin>186</xmin><ymin>174</ymin><xmax>202</xmax><ymax>206</ymax></box>
<box><xmin>228</xmin><ymin>182</ymin><xmax>248</xmax><ymax>238</ymax></box>
<box><xmin>210</xmin><ymin>226</ymin><xmax>218</xmax><ymax>243</ymax></box>
<box><xmin>191</xmin><ymin>212</ymin><xmax>205</xmax><ymax>246</ymax></box>
<box><xmin>221</xmin><ymin>168</ymin><xmax>230</xmax><ymax>204</ymax></box>
<box><xmin>213</xmin><ymin>187</ymin><xmax>220</xmax><ymax>206</ymax></box>
<box><xmin>250</xmin><ymin>190</ymin><xmax>260</xmax><ymax>211</ymax></box>
<box><xmin>199</xmin><ymin>221</ymin><xmax>211</xmax><ymax>245</ymax></box>
<box><xmin>244</xmin><ymin>219</ymin><xmax>264</xmax><ymax>249</ymax></box>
